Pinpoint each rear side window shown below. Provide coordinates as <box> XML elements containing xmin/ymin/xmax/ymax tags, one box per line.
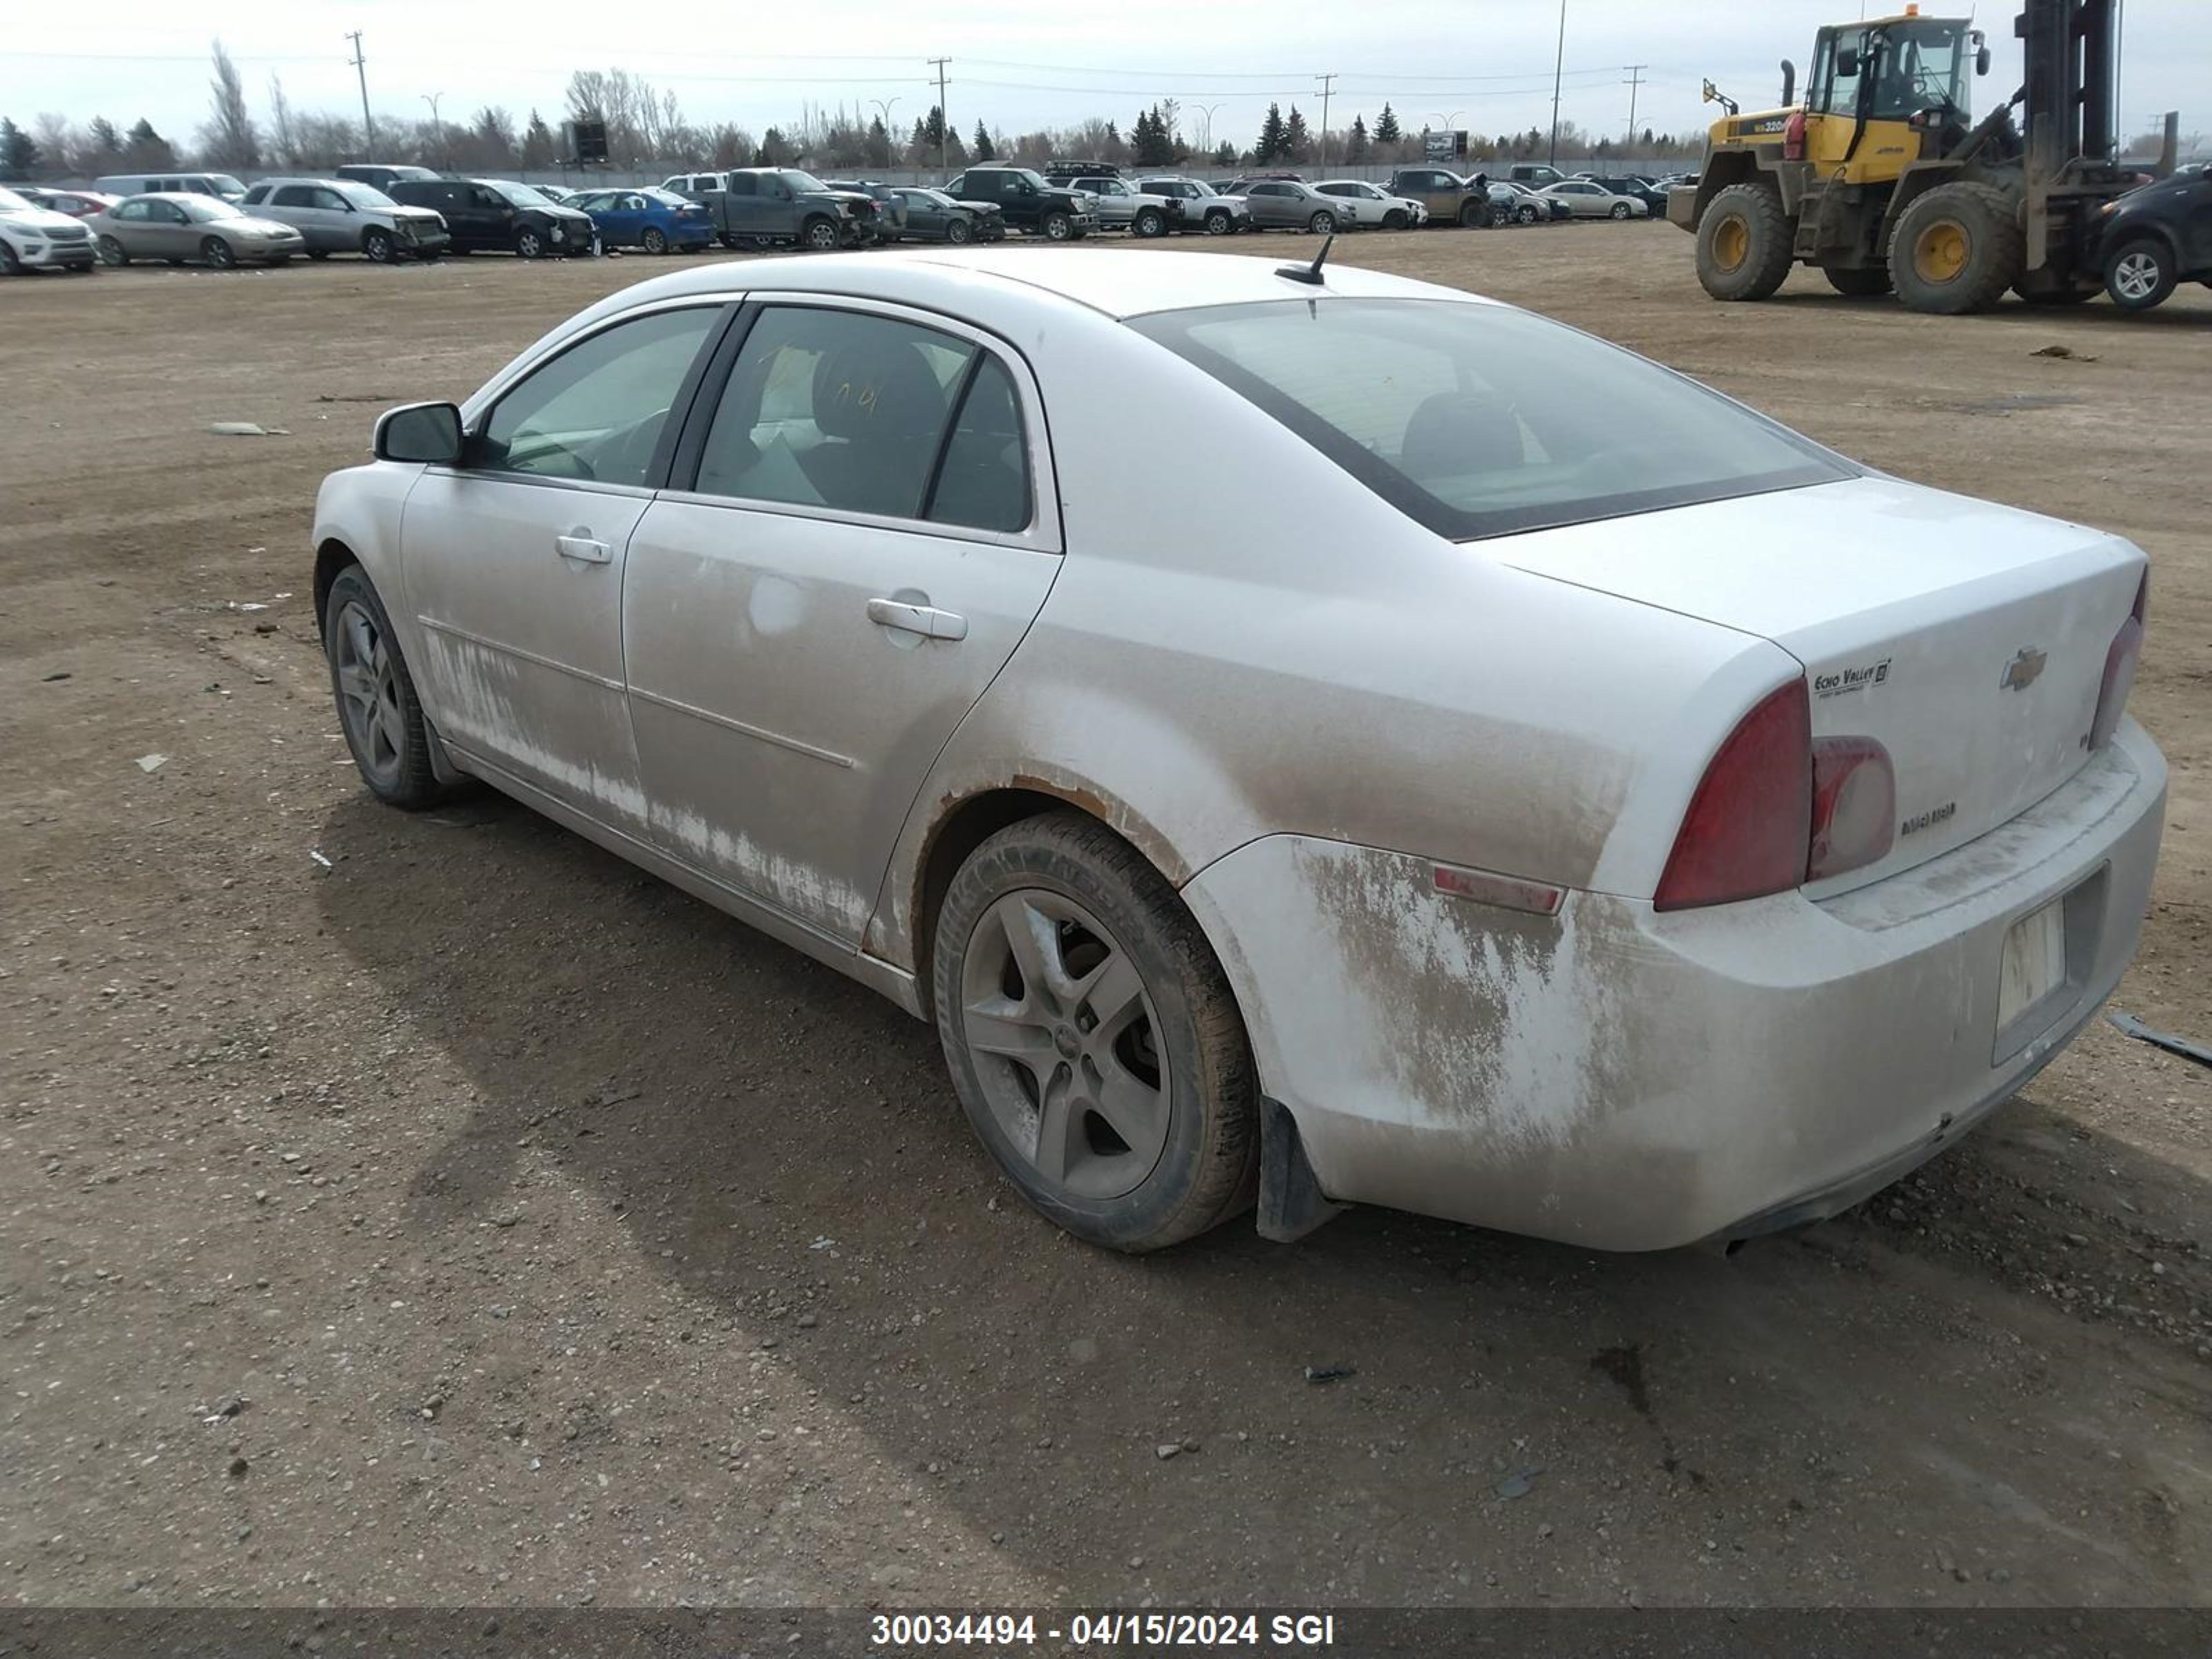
<box><xmin>1130</xmin><ymin>299</ymin><xmax>1850</xmax><ymax>541</ymax></box>
<box><xmin>692</xmin><ymin>307</ymin><xmax>1030</xmax><ymax>532</ymax></box>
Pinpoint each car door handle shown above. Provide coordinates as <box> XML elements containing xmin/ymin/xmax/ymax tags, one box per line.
<box><xmin>556</xmin><ymin>533</ymin><xmax>612</xmax><ymax>564</ymax></box>
<box><xmin>866</xmin><ymin>597</ymin><xmax>967</xmax><ymax>641</ymax></box>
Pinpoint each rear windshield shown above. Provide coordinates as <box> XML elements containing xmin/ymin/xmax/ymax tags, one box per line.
<box><xmin>1128</xmin><ymin>299</ymin><xmax>1850</xmax><ymax>540</ymax></box>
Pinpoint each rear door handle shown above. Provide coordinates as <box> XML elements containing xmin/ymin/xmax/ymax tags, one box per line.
<box><xmin>556</xmin><ymin>532</ymin><xmax>612</xmax><ymax>564</ymax></box>
<box><xmin>867</xmin><ymin>597</ymin><xmax>968</xmax><ymax>641</ymax></box>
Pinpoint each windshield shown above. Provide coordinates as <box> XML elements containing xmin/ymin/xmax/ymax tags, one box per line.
<box><xmin>1814</xmin><ymin>19</ymin><xmax>1969</xmax><ymax>120</ymax></box>
<box><xmin>1130</xmin><ymin>299</ymin><xmax>1850</xmax><ymax>541</ymax></box>
<box><xmin>207</xmin><ymin>174</ymin><xmax>247</xmax><ymax>196</ymax></box>
<box><xmin>639</xmin><ymin>187</ymin><xmax>690</xmax><ymax>206</ymax></box>
<box><xmin>487</xmin><ymin>180</ymin><xmax>553</xmax><ymax>207</ymax></box>
<box><xmin>335</xmin><ymin>182</ymin><xmax>399</xmax><ymax>210</ymax></box>
<box><xmin>0</xmin><ymin>187</ymin><xmax>32</xmax><ymax>212</ymax></box>
<box><xmin>183</xmin><ymin>196</ymin><xmax>244</xmax><ymax>221</ymax></box>
<box><xmin>779</xmin><ymin>170</ymin><xmax>830</xmax><ymax>194</ymax></box>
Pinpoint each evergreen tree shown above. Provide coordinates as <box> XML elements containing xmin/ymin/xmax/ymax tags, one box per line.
<box><xmin>973</xmin><ymin>119</ymin><xmax>995</xmax><ymax>161</ymax></box>
<box><xmin>1344</xmin><ymin>113</ymin><xmax>1370</xmax><ymax>163</ymax></box>
<box><xmin>0</xmin><ymin>118</ymin><xmax>41</xmax><ymax>177</ymax></box>
<box><xmin>1284</xmin><ymin>105</ymin><xmax>1310</xmax><ymax>161</ymax></box>
<box><xmin>1255</xmin><ymin>102</ymin><xmax>1286</xmax><ymax>164</ymax></box>
<box><xmin>868</xmin><ymin>115</ymin><xmax>892</xmax><ymax>169</ymax></box>
<box><xmin>521</xmin><ymin>109</ymin><xmax>556</xmax><ymax>169</ymax></box>
<box><xmin>123</xmin><ymin>118</ymin><xmax>178</xmax><ymax>169</ymax></box>
<box><xmin>1132</xmin><ymin>104</ymin><xmax>1175</xmax><ymax>167</ymax></box>
<box><xmin>1374</xmin><ymin>103</ymin><xmax>1401</xmax><ymax>146</ymax></box>
<box><xmin>1213</xmin><ymin>139</ymin><xmax>1236</xmax><ymax>167</ymax></box>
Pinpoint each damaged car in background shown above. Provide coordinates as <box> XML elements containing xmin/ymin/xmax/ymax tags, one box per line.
<box><xmin>308</xmin><ymin>247</ymin><xmax>2165</xmax><ymax>1255</ymax></box>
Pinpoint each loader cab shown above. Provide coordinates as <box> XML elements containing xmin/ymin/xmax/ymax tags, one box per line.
<box><xmin>1803</xmin><ymin>15</ymin><xmax>1982</xmax><ymax>180</ymax></box>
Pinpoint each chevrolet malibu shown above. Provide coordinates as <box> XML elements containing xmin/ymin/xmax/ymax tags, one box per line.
<box><xmin>312</xmin><ymin>250</ymin><xmax>2164</xmax><ymax>1254</ymax></box>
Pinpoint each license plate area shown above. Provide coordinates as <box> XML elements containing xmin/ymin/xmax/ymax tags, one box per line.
<box><xmin>1993</xmin><ymin>868</ymin><xmax>2107</xmax><ymax>1063</ymax></box>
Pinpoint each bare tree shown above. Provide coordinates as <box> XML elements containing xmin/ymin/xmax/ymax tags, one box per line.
<box><xmin>266</xmin><ymin>75</ymin><xmax>297</xmax><ymax>166</ymax></box>
<box><xmin>199</xmin><ymin>39</ymin><xmax>260</xmax><ymax>168</ymax></box>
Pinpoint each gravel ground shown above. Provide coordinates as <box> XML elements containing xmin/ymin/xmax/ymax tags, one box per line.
<box><xmin>2</xmin><ymin>225</ymin><xmax>2208</xmax><ymax>1613</ymax></box>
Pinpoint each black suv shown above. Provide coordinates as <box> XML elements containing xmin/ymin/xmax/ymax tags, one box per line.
<box><xmin>2090</xmin><ymin>162</ymin><xmax>2212</xmax><ymax>310</ymax></box>
<box><xmin>941</xmin><ymin>167</ymin><xmax>1096</xmax><ymax>240</ymax></box>
<box><xmin>387</xmin><ymin>178</ymin><xmax>597</xmax><ymax>257</ymax></box>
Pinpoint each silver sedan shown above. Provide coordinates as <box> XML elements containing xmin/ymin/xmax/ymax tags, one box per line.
<box><xmin>90</xmin><ymin>194</ymin><xmax>306</xmax><ymax>268</ymax></box>
<box><xmin>310</xmin><ymin>250</ymin><xmax>2163</xmax><ymax>1255</ymax></box>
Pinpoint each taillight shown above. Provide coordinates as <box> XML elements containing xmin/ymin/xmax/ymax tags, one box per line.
<box><xmin>1655</xmin><ymin>680</ymin><xmax>1812</xmax><ymax>911</ymax></box>
<box><xmin>1783</xmin><ymin>111</ymin><xmax>1808</xmax><ymax>160</ymax></box>
<box><xmin>1656</xmin><ymin>679</ymin><xmax>1897</xmax><ymax>910</ymax></box>
<box><xmin>1808</xmin><ymin>736</ymin><xmax>1895</xmax><ymax>882</ymax></box>
<box><xmin>2088</xmin><ymin>571</ymin><xmax>2148</xmax><ymax>751</ymax></box>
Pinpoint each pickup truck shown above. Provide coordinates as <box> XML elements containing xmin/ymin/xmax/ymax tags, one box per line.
<box><xmin>1042</xmin><ymin>170</ymin><xmax>1181</xmax><ymax>236</ymax></box>
<box><xmin>940</xmin><ymin>167</ymin><xmax>1096</xmax><ymax>240</ymax></box>
<box><xmin>1385</xmin><ymin>167</ymin><xmax>1494</xmax><ymax>227</ymax></box>
<box><xmin>660</xmin><ymin>167</ymin><xmax>874</xmax><ymax>250</ymax></box>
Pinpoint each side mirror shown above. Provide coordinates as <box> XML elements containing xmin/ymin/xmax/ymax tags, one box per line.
<box><xmin>1837</xmin><ymin>46</ymin><xmax>1861</xmax><ymax>77</ymax></box>
<box><xmin>1976</xmin><ymin>46</ymin><xmax>1992</xmax><ymax>75</ymax></box>
<box><xmin>375</xmin><ymin>402</ymin><xmax>465</xmax><ymax>465</ymax></box>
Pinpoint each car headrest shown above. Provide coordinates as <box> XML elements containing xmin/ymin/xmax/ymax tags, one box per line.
<box><xmin>1400</xmin><ymin>391</ymin><xmax>1524</xmax><ymax>482</ymax></box>
<box><xmin>812</xmin><ymin>340</ymin><xmax>947</xmax><ymax>441</ymax></box>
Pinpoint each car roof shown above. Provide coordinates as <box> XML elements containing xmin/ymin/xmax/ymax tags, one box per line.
<box><xmin>579</xmin><ymin>246</ymin><xmax>1483</xmax><ymax>325</ymax></box>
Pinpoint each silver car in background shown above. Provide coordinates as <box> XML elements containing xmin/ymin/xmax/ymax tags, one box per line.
<box><xmin>238</xmin><ymin>177</ymin><xmax>450</xmax><ymax>263</ymax></box>
<box><xmin>89</xmin><ymin>194</ymin><xmax>306</xmax><ymax>268</ymax></box>
<box><xmin>1313</xmin><ymin>180</ymin><xmax>1429</xmax><ymax>229</ymax></box>
<box><xmin>1537</xmin><ymin>179</ymin><xmax>1649</xmax><ymax>220</ymax></box>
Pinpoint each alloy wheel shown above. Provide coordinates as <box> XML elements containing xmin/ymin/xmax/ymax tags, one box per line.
<box><xmin>332</xmin><ymin>599</ymin><xmax>405</xmax><ymax>787</ymax></box>
<box><xmin>203</xmin><ymin>236</ymin><xmax>235</xmax><ymax>269</ymax></box>
<box><xmin>2112</xmin><ymin>250</ymin><xmax>2162</xmax><ymax>303</ymax></box>
<box><xmin>958</xmin><ymin>890</ymin><xmax>1171</xmax><ymax>1201</ymax></box>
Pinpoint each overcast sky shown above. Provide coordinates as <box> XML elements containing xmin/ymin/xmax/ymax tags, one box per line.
<box><xmin>15</xmin><ymin>1</ymin><xmax>2207</xmax><ymax>156</ymax></box>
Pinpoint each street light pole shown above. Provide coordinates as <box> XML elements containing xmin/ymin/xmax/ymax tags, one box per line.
<box><xmin>1195</xmin><ymin>102</ymin><xmax>1224</xmax><ymax>156</ymax></box>
<box><xmin>1548</xmin><ymin>0</ymin><xmax>1568</xmax><ymax>168</ymax></box>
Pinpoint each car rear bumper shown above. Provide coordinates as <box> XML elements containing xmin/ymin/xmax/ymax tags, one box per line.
<box><xmin>1182</xmin><ymin>717</ymin><xmax>2166</xmax><ymax>1251</ymax></box>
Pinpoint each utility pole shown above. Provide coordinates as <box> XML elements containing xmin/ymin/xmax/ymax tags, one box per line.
<box><xmin>1314</xmin><ymin>72</ymin><xmax>1336</xmax><ymax>171</ymax></box>
<box><xmin>1623</xmin><ymin>64</ymin><xmax>1647</xmax><ymax>153</ymax></box>
<box><xmin>1548</xmin><ymin>0</ymin><xmax>1568</xmax><ymax>168</ymax></box>
<box><xmin>422</xmin><ymin>92</ymin><xmax>444</xmax><ymax>164</ymax></box>
<box><xmin>346</xmin><ymin>30</ymin><xmax>374</xmax><ymax>155</ymax></box>
<box><xmin>927</xmin><ymin>57</ymin><xmax>950</xmax><ymax>177</ymax></box>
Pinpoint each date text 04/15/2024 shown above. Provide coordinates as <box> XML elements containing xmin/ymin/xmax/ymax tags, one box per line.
<box><xmin>868</xmin><ymin>1611</ymin><xmax>1339</xmax><ymax>1648</ymax></box>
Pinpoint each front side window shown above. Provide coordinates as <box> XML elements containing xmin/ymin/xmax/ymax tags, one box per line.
<box><xmin>693</xmin><ymin>307</ymin><xmax>1029</xmax><ymax>532</ymax></box>
<box><xmin>1130</xmin><ymin>299</ymin><xmax>1849</xmax><ymax>541</ymax></box>
<box><xmin>480</xmin><ymin>306</ymin><xmax>722</xmax><ymax>487</ymax></box>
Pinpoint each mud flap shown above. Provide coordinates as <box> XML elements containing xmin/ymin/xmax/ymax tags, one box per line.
<box><xmin>1256</xmin><ymin>1097</ymin><xmax>1347</xmax><ymax>1243</ymax></box>
<box><xmin>422</xmin><ymin>717</ymin><xmax>467</xmax><ymax>787</ymax></box>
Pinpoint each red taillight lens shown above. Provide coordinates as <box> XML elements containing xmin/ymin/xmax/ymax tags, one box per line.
<box><xmin>1655</xmin><ymin>679</ymin><xmax>1812</xmax><ymax>911</ymax></box>
<box><xmin>1783</xmin><ymin>111</ymin><xmax>1808</xmax><ymax>160</ymax></box>
<box><xmin>1808</xmin><ymin>736</ymin><xmax>1895</xmax><ymax>882</ymax></box>
<box><xmin>2088</xmin><ymin>572</ymin><xmax>2148</xmax><ymax>751</ymax></box>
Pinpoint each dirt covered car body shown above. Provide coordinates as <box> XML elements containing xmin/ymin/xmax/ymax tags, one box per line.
<box><xmin>309</xmin><ymin>250</ymin><xmax>2164</xmax><ymax>1254</ymax></box>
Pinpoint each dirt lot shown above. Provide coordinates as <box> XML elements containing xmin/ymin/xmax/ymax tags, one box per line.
<box><xmin>3</xmin><ymin>225</ymin><xmax>2209</xmax><ymax>1614</ymax></box>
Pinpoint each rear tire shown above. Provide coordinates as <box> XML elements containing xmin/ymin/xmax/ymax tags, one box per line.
<box><xmin>1890</xmin><ymin>181</ymin><xmax>2023</xmax><ymax>314</ymax></box>
<box><xmin>1823</xmin><ymin>264</ymin><xmax>1894</xmax><ymax>297</ymax></box>
<box><xmin>2103</xmin><ymin>236</ymin><xmax>2177</xmax><ymax>311</ymax></box>
<box><xmin>308</xmin><ymin>247</ymin><xmax>332</xmax><ymax>261</ymax></box>
<box><xmin>932</xmin><ymin>812</ymin><xmax>1258</xmax><ymax>1253</ymax></box>
<box><xmin>1695</xmin><ymin>182</ymin><xmax>1793</xmax><ymax>301</ymax></box>
<box><xmin>0</xmin><ymin>241</ymin><xmax>18</xmax><ymax>276</ymax></box>
<box><xmin>97</xmin><ymin>235</ymin><xmax>129</xmax><ymax>266</ymax></box>
<box><xmin>324</xmin><ymin>566</ymin><xmax>449</xmax><ymax>811</ymax></box>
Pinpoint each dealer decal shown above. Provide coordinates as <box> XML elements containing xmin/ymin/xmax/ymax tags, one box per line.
<box><xmin>1812</xmin><ymin>657</ymin><xmax>1891</xmax><ymax>700</ymax></box>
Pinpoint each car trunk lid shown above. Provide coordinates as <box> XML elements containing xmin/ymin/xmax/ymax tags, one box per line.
<box><xmin>1492</xmin><ymin>475</ymin><xmax>2146</xmax><ymax>893</ymax></box>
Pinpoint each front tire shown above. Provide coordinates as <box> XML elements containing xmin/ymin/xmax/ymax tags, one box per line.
<box><xmin>641</xmin><ymin>226</ymin><xmax>668</xmax><ymax>254</ymax></box>
<box><xmin>1042</xmin><ymin>210</ymin><xmax>1073</xmax><ymax>241</ymax></box>
<box><xmin>515</xmin><ymin>227</ymin><xmax>545</xmax><ymax>259</ymax></box>
<box><xmin>933</xmin><ymin>814</ymin><xmax>1258</xmax><ymax>1252</ymax></box>
<box><xmin>1696</xmin><ymin>182</ymin><xmax>1793</xmax><ymax>301</ymax></box>
<box><xmin>1889</xmin><ymin>181</ymin><xmax>2023</xmax><ymax>315</ymax></box>
<box><xmin>1517</xmin><ymin>204</ymin><xmax>1539</xmax><ymax>225</ymax></box>
<box><xmin>1134</xmin><ymin>207</ymin><xmax>1165</xmax><ymax>238</ymax></box>
<box><xmin>1306</xmin><ymin>210</ymin><xmax>1337</xmax><ymax>235</ymax></box>
<box><xmin>1203</xmin><ymin>208</ymin><xmax>1232</xmax><ymax>236</ymax></box>
<box><xmin>1611</xmin><ymin>200</ymin><xmax>1633</xmax><ymax>220</ymax></box>
<box><xmin>202</xmin><ymin>236</ymin><xmax>237</xmax><ymax>270</ymax></box>
<box><xmin>362</xmin><ymin>227</ymin><xmax>395</xmax><ymax>263</ymax></box>
<box><xmin>2103</xmin><ymin>236</ymin><xmax>2177</xmax><ymax>311</ymax></box>
<box><xmin>802</xmin><ymin>216</ymin><xmax>840</xmax><ymax>250</ymax></box>
<box><xmin>324</xmin><ymin>567</ymin><xmax>448</xmax><ymax>810</ymax></box>
<box><xmin>1383</xmin><ymin>209</ymin><xmax>1408</xmax><ymax>230</ymax></box>
<box><xmin>944</xmin><ymin>215</ymin><xmax>973</xmax><ymax>245</ymax></box>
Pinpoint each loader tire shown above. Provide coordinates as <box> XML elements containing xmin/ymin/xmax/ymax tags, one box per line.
<box><xmin>1891</xmin><ymin>182</ymin><xmax>2023</xmax><ymax>315</ymax></box>
<box><xmin>1695</xmin><ymin>183</ymin><xmax>1794</xmax><ymax>301</ymax></box>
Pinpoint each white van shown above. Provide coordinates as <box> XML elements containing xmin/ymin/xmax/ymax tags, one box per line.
<box><xmin>92</xmin><ymin>171</ymin><xmax>247</xmax><ymax>204</ymax></box>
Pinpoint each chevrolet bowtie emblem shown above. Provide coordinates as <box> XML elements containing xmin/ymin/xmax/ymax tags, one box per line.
<box><xmin>2002</xmin><ymin>647</ymin><xmax>2048</xmax><ymax>691</ymax></box>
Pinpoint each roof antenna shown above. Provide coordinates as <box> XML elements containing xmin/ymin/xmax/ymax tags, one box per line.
<box><xmin>1275</xmin><ymin>232</ymin><xmax>1334</xmax><ymax>285</ymax></box>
